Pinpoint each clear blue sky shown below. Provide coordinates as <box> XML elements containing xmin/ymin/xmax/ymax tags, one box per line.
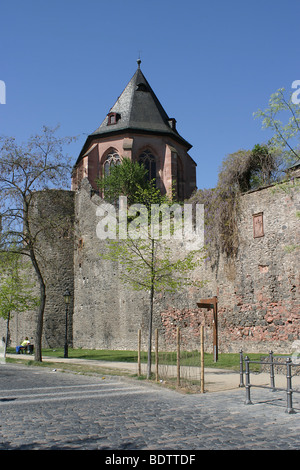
<box><xmin>1</xmin><ymin>0</ymin><xmax>299</xmax><ymax>190</ymax></box>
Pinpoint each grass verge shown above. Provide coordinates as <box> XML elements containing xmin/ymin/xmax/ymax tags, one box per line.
<box><xmin>7</xmin><ymin>347</ymin><xmax>265</xmax><ymax>371</ymax></box>
<box><xmin>5</xmin><ymin>348</ymin><xmax>274</xmax><ymax>394</ymax></box>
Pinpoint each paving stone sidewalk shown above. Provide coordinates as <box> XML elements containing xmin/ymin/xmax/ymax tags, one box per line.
<box><xmin>0</xmin><ymin>362</ymin><xmax>299</xmax><ymax>451</ymax></box>
<box><xmin>7</xmin><ymin>353</ymin><xmax>300</xmax><ymax>392</ymax></box>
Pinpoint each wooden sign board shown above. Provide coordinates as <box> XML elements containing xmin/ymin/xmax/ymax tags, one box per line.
<box><xmin>197</xmin><ymin>296</ymin><xmax>218</xmax><ymax>362</ymax></box>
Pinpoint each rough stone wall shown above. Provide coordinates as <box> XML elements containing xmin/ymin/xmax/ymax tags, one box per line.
<box><xmin>2</xmin><ymin>190</ymin><xmax>75</xmax><ymax>348</ymax></box>
<box><xmin>73</xmin><ymin>178</ymin><xmax>150</xmax><ymax>349</ymax></box>
<box><xmin>3</xmin><ymin>177</ymin><xmax>298</xmax><ymax>355</ymax></box>
<box><xmin>219</xmin><ymin>180</ymin><xmax>300</xmax><ymax>353</ymax></box>
<box><xmin>157</xmin><ymin>179</ymin><xmax>300</xmax><ymax>354</ymax></box>
<box><xmin>72</xmin><ymin>179</ymin><xmax>209</xmax><ymax>351</ymax></box>
<box><xmin>35</xmin><ymin>190</ymin><xmax>75</xmax><ymax>348</ymax></box>
<box><xmin>72</xmin><ymin>177</ymin><xmax>299</xmax><ymax>354</ymax></box>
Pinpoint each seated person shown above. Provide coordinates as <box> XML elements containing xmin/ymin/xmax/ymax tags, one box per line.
<box><xmin>16</xmin><ymin>337</ymin><xmax>31</xmax><ymax>354</ymax></box>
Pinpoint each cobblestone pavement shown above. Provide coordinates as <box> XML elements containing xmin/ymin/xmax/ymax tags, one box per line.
<box><xmin>0</xmin><ymin>363</ymin><xmax>299</xmax><ymax>451</ymax></box>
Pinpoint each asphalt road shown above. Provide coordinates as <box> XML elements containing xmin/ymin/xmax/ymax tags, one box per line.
<box><xmin>0</xmin><ymin>363</ymin><xmax>299</xmax><ymax>452</ymax></box>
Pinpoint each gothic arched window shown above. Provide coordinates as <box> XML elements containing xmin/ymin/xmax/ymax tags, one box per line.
<box><xmin>104</xmin><ymin>151</ymin><xmax>121</xmax><ymax>176</ymax></box>
<box><xmin>138</xmin><ymin>150</ymin><xmax>156</xmax><ymax>183</ymax></box>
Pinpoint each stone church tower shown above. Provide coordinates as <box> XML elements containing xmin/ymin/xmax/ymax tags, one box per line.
<box><xmin>71</xmin><ymin>60</ymin><xmax>197</xmax><ymax>200</ymax></box>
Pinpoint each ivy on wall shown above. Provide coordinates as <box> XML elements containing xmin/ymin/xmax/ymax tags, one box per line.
<box><xmin>190</xmin><ymin>145</ymin><xmax>285</xmax><ymax>260</ymax></box>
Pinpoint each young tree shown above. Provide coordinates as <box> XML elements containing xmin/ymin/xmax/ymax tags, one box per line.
<box><xmin>0</xmin><ymin>126</ymin><xmax>75</xmax><ymax>361</ymax></box>
<box><xmin>98</xmin><ymin>161</ymin><xmax>205</xmax><ymax>379</ymax></box>
<box><xmin>102</xmin><ymin>232</ymin><xmax>205</xmax><ymax>379</ymax></box>
<box><xmin>254</xmin><ymin>87</ymin><xmax>300</xmax><ymax>164</ymax></box>
<box><xmin>0</xmin><ymin>251</ymin><xmax>39</xmax><ymax>356</ymax></box>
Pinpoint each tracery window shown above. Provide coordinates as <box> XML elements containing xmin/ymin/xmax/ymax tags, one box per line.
<box><xmin>104</xmin><ymin>151</ymin><xmax>121</xmax><ymax>176</ymax></box>
<box><xmin>138</xmin><ymin>150</ymin><xmax>156</xmax><ymax>182</ymax></box>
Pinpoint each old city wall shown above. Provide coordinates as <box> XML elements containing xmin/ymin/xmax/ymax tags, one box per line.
<box><xmin>2</xmin><ymin>178</ymin><xmax>299</xmax><ymax>354</ymax></box>
<box><xmin>2</xmin><ymin>190</ymin><xmax>75</xmax><ymax>348</ymax></box>
<box><xmin>220</xmin><ymin>180</ymin><xmax>300</xmax><ymax>352</ymax></box>
<box><xmin>159</xmin><ymin>180</ymin><xmax>300</xmax><ymax>354</ymax></box>
<box><xmin>72</xmin><ymin>177</ymin><xmax>299</xmax><ymax>354</ymax></box>
<box><xmin>73</xmin><ymin>179</ymin><xmax>150</xmax><ymax>350</ymax></box>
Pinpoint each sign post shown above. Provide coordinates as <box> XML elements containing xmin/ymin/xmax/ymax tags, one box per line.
<box><xmin>197</xmin><ymin>296</ymin><xmax>218</xmax><ymax>362</ymax></box>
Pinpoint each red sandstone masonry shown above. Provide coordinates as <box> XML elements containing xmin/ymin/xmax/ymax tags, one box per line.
<box><xmin>158</xmin><ymin>182</ymin><xmax>299</xmax><ymax>354</ymax></box>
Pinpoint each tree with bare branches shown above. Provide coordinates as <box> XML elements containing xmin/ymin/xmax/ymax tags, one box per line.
<box><xmin>0</xmin><ymin>126</ymin><xmax>75</xmax><ymax>361</ymax></box>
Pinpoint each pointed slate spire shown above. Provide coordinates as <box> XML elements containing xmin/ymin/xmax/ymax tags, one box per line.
<box><xmin>90</xmin><ymin>62</ymin><xmax>191</xmax><ymax>149</ymax></box>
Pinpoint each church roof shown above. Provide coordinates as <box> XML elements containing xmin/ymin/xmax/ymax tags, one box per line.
<box><xmin>76</xmin><ymin>61</ymin><xmax>192</xmax><ymax>162</ymax></box>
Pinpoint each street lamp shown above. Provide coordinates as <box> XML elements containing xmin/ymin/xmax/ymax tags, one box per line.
<box><xmin>64</xmin><ymin>289</ymin><xmax>71</xmax><ymax>358</ymax></box>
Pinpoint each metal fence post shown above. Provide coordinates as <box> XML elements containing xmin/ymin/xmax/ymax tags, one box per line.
<box><xmin>269</xmin><ymin>351</ymin><xmax>276</xmax><ymax>391</ymax></box>
<box><xmin>244</xmin><ymin>356</ymin><xmax>253</xmax><ymax>405</ymax></box>
<box><xmin>286</xmin><ymin>358</ymin><xmax>295</xmax><ymax>414</ymax></box>
<box><xmin>239</xmin><ymin>349</ymin><xmax>244</xmax><ymax>387</ymax></box>
<box><xmin>155</xmin><ymin>328</ymin><xmax>159</xmax><ymax>382</ymax></box>
<box><xmin>200</xmin><ymin>325</ymin><xmax>205</xmax><ymax>393</ymax></box>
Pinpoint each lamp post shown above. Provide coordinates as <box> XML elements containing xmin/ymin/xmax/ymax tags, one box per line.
<box><xmin>64</xmin><ymin>289</ymin><xmax>71</xmax><ymax>358</ymax></box>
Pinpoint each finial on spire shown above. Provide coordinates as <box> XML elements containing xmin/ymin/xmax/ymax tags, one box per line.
<box><xmin>137</xmin><ymin>51</ymin><xmax>142</xmax><ymax>68</ymax></box>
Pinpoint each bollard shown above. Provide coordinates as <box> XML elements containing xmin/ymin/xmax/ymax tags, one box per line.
<box><xmin>200</xmin><ymin>325</ymin><xmax>205</xmax><ymax>393</ymax></box>
<box><xmin>286</xmin><ymin>358</ymin><xmax>295</xmax><ymax>414</ymax></box>
<box><xmin>244</xmin><ymin>356</ymin><xmax>253</xmax><ymax>405</ymax></box>
<box><xmin>239</xmin><ymin>349</ymin><xmax>244</xmax><ymax>387</ymax></box>
<box><xmin>138</xmin><ymin>329</ymin><xmax>141</xmax><ymax>377</ymax></box>
<box><xmin>269</xmin><ymin>351</ymin><xmax>276</xmax><ymax>391</ymax></box>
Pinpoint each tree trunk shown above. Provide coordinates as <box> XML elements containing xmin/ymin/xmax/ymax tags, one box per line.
<box><xmin>4</xmin><ymin>311</ymin><xmax>10</xmax><ymax>358</ymax></box>
<box><xmin>147</xmin><ymin>239</ymin><xmax>155</xmax><ymax>379</ymax></box>
<box><xmin>147</xmin><ymin>284</ymin><xmax>154</xmax><ymax>379</ymax></box>
<box><xmin>29</xmin><ymin>246</ymin><xmax>46</xmax><ymax>362</ymax></box>
<box><xmin>35</xmin><ymin>277</ymin><xmax>46</xmax><ymax>362</ymax></box>
<box><xmin>24</xmin><ymin>202</ymin><xmax>46</xmax><ymax>363</ymax></box>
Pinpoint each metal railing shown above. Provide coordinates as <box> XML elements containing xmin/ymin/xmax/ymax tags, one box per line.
<box><xmin>239</xmin><ymin>350</ymin><xmax>300</xmax><ymax>414</ymax></box>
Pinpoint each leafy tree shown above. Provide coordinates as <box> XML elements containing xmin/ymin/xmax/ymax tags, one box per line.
<box><xmin>97</xmin><ymin>157</ymin><xmax>152</xmax><ymax>205</ymax></box>
<box><xmin>0</xmin><ymin>126</ymin><xmax>75</xmax><ymax>361</ymax></box>
<box><xmin>97</xmin><ymin>156</ymin><xmax>180</xmax><ymax>206</ymax></box>
<box><xmin>254</xmin><ymin>87</ymin><xmax>300</xmax><ymax>164</ymax></box>
<box><xmin>0</xmin><ymin>251</ymin><xmax>39</xmax><ymax>356</ymax></box>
